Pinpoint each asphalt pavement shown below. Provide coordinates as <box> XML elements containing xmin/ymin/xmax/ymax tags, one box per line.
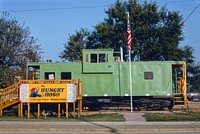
<box><xmin>0</xmin><ymin>121</ymin><xmax>200</xmax><ymax>133</ymax></box>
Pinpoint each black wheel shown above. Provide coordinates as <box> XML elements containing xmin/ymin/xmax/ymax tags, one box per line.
<box><xmin>137</xmin><ymin>98</ymin><xmax>150</xmax><ymax>111</ymax></box>
<box><xmin>167</xmin><ymin>100</ymin><xmax>174</xmax><ymax>111</ymax></box>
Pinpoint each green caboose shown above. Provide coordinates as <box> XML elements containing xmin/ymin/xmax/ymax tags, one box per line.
<box><xmin>27</xmin><ymin>49</ymin><xmax>188</xmax><ymax>110</ymax></box>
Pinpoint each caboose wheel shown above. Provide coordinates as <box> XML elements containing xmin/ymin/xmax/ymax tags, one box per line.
<box><xmin>137</xmin><ymin>98</ymin><xmax>150</xmax><ymax>110</ymax></box>
<box><xmin>167</xmin><ymin>101</ymin><xmax>174</xmax><ymax>111</ymax></box>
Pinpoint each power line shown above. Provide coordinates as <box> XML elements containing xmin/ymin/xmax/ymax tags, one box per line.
<box><xmin>183</xmin><ymin>3</ymin><xmax>200</xmax><ymax>23</ymax></box>
<box><xmin>189</xmin><ymin>39</ymin><xmax>200</xmax><ymax>46</ymax></box>
<box><xmin>0</xmin><ymin>5</ymin><xmax>107</xmax><ymax>13</ymax></box>
<box><xmin>181</xmin><ymin>3</ymin><xmax>200</xmax><ymax>48</ymax></box>
<box><xmin>145</xmin><ymin>0</ymin><xmax>197</xmax><ymax>4</ymax></box>
<box><xmin>0</xmin><ymin>0</ymin><xmax>197</xmax><ymax>13</ymax></box>
<box><xmin>159</xmin><ymin>0</ymin><xmax>196</xmax><ymax>4</ymax></box>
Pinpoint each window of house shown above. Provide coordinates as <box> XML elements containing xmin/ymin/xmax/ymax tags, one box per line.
<box><xmin>144</xmin><ymin>72</ymin><xmax>153</xmax><ymax>80</ymax></box>
<box><xmin>61</xmin><ymin>72</ymin><xmax>72</xmax><ymax>80</ymax></box>
<box><xmin>45</xmin><ymin>72</ymin><xmax>55</xmax><ymax>80</ymax></box>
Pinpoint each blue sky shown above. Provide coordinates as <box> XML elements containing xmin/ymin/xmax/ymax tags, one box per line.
<box><xmin>0</xmin><ymin>0</ymin><xmax>200</xmax><ymax>63</ymax></box>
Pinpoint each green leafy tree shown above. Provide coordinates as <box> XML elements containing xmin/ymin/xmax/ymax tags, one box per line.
<box><xmin>59</xmin><ymin>28</ymin><xmax>90</xmax><ymax>61</ymax></box>
<box><xmin>60</xmin><ymin>0</ymin><xmax>199</xmax><ymax>92</ymax></box>
<box><xmin>0</xmin><ymin>13</ymin><xmax>42</xmax><ymax>88</ymax></box>
<box><xmin>187</xmin><ymin>59</ymin><xmax>200</xmax><ymax>93</ymax></box>
<box><xmin>61</xmin><ymin>0</ymin><xmax>188</xmax><ymax>61</ymax></box>
<box><xmin>89</xmin><ymin>0</ymin><xmax>187</xmax><ymax>61</ymax></box>
<box><xmin>173</xmin><ymin>46</ymin><xmax>200</xmax><ymax>92</ymax></box>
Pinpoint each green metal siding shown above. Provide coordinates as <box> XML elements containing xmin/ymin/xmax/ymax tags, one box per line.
<box><xmin>132</xmin><ymin>62</ymin><xmax>172</xmax><ymax>96</ymax></box>
<box><xmin>118</xmin><ymin>62</ymin><xmax>130</xmax><ymax>96</ymax></box>
<box><xmin>82</xmin><ymin>49</ymin><xmax>114</xmax><ymax>73</ymax></box>
<box><xmin>81</xmin><ymin>73</ymin><xmax>120</xmax><ymax>96</ymax></box>
<box><xmin>28</xmin><ymin>61</ymin><xmax>174</xmax><ymax>97</ymax></box>
<box><xmin>118</xmin><ymin>62</ymin><xmax>172</xmax><ymax>97</ymax></box>
<box><xmin>80</xmin><ymin>62</ymin><xmax>120</xmax><ymax>96</ymax></box>
<box><xmin>35</xmin><ymin>62</ymin><xmax>82</xmax><ymax>80</ymax></box>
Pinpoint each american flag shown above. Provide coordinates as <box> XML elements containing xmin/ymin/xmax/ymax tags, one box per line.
<box><xmin>127</xmin><ymin>13</ymin><xmax>132</xmax><ymax>51</ymax></box>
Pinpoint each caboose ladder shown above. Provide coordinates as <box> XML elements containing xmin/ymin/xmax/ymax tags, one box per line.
<box><xmin>174</xmin><ymin>63</ymin><xmax>189</xmax><ymax>108</ymax></box>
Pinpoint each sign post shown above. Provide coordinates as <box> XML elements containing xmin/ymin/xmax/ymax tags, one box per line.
<box><xmin>19</xmin><ymin>82</ymin><xmax>78</xmax><ymax>118</ymax></box>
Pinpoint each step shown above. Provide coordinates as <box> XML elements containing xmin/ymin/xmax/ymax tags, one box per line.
<box><xmin>174</xmin><ymin>104</ymin><xmax>186</xmax><ymax>107</ymax></box>
<box><xmin>174</xmin><ymin>98</ymin><xmax>184</xmax><ymax>101</ymax></box>
<box><xmin>174</xmin><ymin>93</ymin><xmax>184</xmax><ymax>97</ymax></box>
<box><xmin>0</xmin><ymin>99</ymin><xmax>19</xmax><ymax>110</ymax></box>
<box><xmin>174</xmin><ymin>101</ymin><xmax>185</xmax><ymax>106</ymax></box>
<box><xmin>174</xmin><ymin>96</ymin><xmax>183</xmax><ymax>98</ymax></box>
<box><xmin>174</xmin><ymin>101</ymin><xmax>185</xmax><ymax>103</ymax></box>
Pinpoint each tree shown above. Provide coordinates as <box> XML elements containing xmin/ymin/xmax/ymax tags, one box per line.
<box><xmin>90</xmin><ymin>0</ymin><xmax>187</xmax><ymax>61</ymax></box>
<box><xmin>60</xmin><ymin>0</ymin><xmax>199</xmax><ymax>92</ymax></box>
<box><xmin>61</xmin><ymin>0</ymin><xmax>188</xmax><ymax>61</ymax></box>
<box><xmin>187</xmin><ymin>61</ymin><xmax>200</xmax><ymax>92</ymax></box>
<box><xmin>174</xmin><ymin>46</ymin><xmax>200</xmax><ymax>92</ymax></box>
<box><xmin>0</xmin><ymin>13</ymin><xmax>42</xmax><ymax>88</ymax></box>
<box><xmin>86</xmin><ymin>0</ymin><xmax>127</xmax><ymax>58</ymax></box>
<box><xmin>59</xmin><ymin>28</ymin><xmax>90</xmax><ymax>61</ymax></box>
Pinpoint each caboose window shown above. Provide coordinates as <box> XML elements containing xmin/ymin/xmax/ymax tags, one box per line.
<box><xmin>86</xmin><ymin>54</ymin><xmax>89</xmax><ymax>62</ymax></box>
<box><xmin>61</xmin><ymin>72</ymin><xmax>71</xmax><ymax>80</ymax></box>
<box><xmin>91</xmin><ymin>54</ymin><xmax>97</xmax><ymax>63</ymax></box>
<box><xmin>144</xmin><ymin>72</ymin><xmax>153</xmax><ymax>80</ymax></box>
<box><xmin>90</xmin><ymin>53</ymin><xmax>107</xmax><ymax>63</ymax></box>
<box><xmin>45</xmin><ymin>72</ymin><xmax>55</xmax><ymax>80</ymax></box>
<box><xmin>99</xmin><ymin>54</ymin><xmax>106</xmax><ymax>63</ymax></box>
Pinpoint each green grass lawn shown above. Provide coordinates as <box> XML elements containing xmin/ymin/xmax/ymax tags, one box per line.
<box><xmin>1</xmin><ymin>111</ymin><xmax>200</xmax><ymax>122</ymax></box>
<box><xmin>143</xmin><ymin>111</ymin><xmax>200</xmax><ymax>121</ymax></box>
<box><xmin>0</xmin><ymin>113</ymin><xmax>125</xmax><ymax>122</ymax></box>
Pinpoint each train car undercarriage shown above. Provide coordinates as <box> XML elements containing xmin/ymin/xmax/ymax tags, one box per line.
<box><xmin>83</xmin><ymin>96</ymin><xmax>174</xmax><ymax>111</ymax></box>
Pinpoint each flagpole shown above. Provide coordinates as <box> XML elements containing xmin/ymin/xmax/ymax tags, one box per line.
<box><xmin>127</xmin><ymin>12</ymin><xmax>133</xmax><ymax>112</ymax></box>
<box><xmin>129</xmin><ymin>49</ymin><xmax>133</xmax><ymax>112</ymax></box>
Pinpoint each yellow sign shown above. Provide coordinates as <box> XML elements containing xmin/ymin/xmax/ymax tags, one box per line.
<box><xmin>29</xmin><ymin>84</ymin><xmax>67</xmax><ymax>102</ymax></box>
<box><xmin>20</xmin><ymin>83</ymin><xmax>76</xmax><ymax>103</ymax></box>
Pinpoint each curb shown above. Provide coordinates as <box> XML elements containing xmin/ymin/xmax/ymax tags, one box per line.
<box><xmin>0</xmin><ymin>122</ymin><xmax>200</xmax><ymax>132</ymax></box>
<box><xmin>0</xmin><ymin>126</ymin><xmax>200</xmax><ymax>133</ymax></box>
<box><xmin>0</xmin><ymin>128</ymin><xmax>199</xmax><ymax>133</ymax></box>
